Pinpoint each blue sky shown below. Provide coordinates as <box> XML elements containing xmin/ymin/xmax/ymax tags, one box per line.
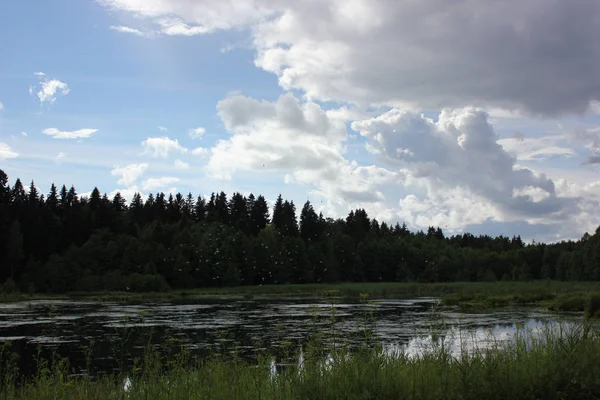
<box><xmin>2</xmin><ymin>0</ymin><xmax>600</xmax><ymax>242</ymax></box>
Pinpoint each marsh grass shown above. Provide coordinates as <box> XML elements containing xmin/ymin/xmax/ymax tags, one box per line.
<box><xmin>6</xmin><ymin>281</ymin><xmax>600</xmax><ymax>316</ymax></box>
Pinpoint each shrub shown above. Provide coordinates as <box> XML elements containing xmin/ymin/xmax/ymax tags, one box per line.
<box><xmin>553</xmin><ymin>294</ymin><xmax>586</xmax><ymax>312</ymax></box>
<box><xmin>585</xmin><ymin>293</ymin><xmax>600</xmax><ymax>318</ymax></box>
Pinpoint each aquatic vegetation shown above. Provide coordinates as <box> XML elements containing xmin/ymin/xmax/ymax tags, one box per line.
<box><xmin>0</xmin><ymin>322</ymin><xmax>599</xmax><ymax>399</ymax></box>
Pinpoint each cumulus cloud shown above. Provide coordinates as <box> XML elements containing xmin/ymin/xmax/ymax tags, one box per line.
<box><xmin>189</xmin><ymin>127</ymin><xmax>206</xmax><ymax>138</ymax></box>
<box><xmin>174</xmin><ymin>159</ymin><xmax>189</xmax><ymax>169</ymax></box>
<box><xmin>352</xmin><ymin>108</ymin><xmax>578</xmax><ymax>225</ymax></box>
<box><xmin>0</xmin><ymin>143</ymin><xmax>18</xmax><ymax>160</ymax></box>
<box><xmin>141</xmin><ymin>176</ymin><xmax>180</xmax><ymax>191</ymax></box>
<box><xmin>141</xmin><ymin>136</ymin><xmax>187</xmax><ymax>158</ymax></box>
<box><xmin>99</xmin><ymin>0</ymin><xmax>600</xmax><ymax>116</ymax></box>
<box><xmin>20</xmin><ymin>132</ymin><xmax>27</xmax><ymax>137</ymax></box>
<box><xmin>158</xmin><ymin>126</ymin><xmax>168</xmax><ymax>132</ymax></box>
<box><xmin>43</xmin><ymin>128</ymin><xmax>98</xmax><ymax>139</ymax></box>
<box><xmin>31</xmin><ymin>73</ymin><xmax>70</xmax><ymax>104</ymax></box>
<box><xmin>0</xmin><ymin>101</ymin><xmax>3</xmax><ymax>111</ymax></box>
<box><xmin>111</xmin><ymin>163</ymin><xmax>148</xmax><ymax>186</ymax></box>
<box><xmin>209</xmin><ymin>93</ymin><xmax>400</xmax><ymax>206</ymax></box>
<box><xmin>55</xmin><ymin>152</ymin><xmax>67</xmax><ymax>162</ymax></box>
<box><xmin>192</xmin><ymin>147</ymin><xmax>209</xmax><ymax>156</ymax></box>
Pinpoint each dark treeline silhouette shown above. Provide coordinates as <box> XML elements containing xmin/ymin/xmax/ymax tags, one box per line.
<box><xmin>0</xmin><ymin>169</ymin><xmax>598</xmax><ymax>293</ymax></box>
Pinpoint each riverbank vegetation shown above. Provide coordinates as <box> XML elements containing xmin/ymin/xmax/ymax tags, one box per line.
<box><xmin>1</xmin><ymin>322</ymin><xmax>599</xmax><ymax>399</ymax></box>
<box><xmin>2</xmin><ymin>169</ymin><xmax>600</xmax><ymax>295</ymax></box>
<box><xmin>4</xmin><ymin>281</ymin><xmax>600</xmax><ymax>316</ymax></box>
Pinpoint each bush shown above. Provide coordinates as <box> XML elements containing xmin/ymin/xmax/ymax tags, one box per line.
<box><xmin>585</xmin><ymin>293</ymin><xmax>600</xmax><ymax>318</ymax></box>
<box><xmin>553</xmin><ymin>294</ymin><xmax>586</xmax><ymax>312</ymax></box>
<box><xmin>1</xmin><ymin>278</ymin><xmax>17</xmax><ymax>294</ymax></box>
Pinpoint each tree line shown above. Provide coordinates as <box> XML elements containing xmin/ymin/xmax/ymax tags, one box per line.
<box><xmin>0</xmin><ymin>169</ymin><xmax>598</xmax><ymax>293</ymax></box>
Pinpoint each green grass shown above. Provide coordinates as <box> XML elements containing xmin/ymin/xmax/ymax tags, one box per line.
<box><xmin>1</xmin><ymin>323</ymin><xmax>600</xmax><ymax>399</ymax></box>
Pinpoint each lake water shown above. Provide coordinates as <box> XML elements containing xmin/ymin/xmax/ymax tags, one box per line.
<box><xmin>0</xmin><ymin>296</ymin><xmax>582</xmax><ymax>376</ymax></box>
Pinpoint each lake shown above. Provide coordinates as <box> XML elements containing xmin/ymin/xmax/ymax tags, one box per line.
<box><xmin>0</xmin><ymin>296</ymin><xmax>582</xmax><ymax>377</ymax></box>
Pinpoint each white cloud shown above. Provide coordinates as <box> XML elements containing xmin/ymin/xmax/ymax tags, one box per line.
<box><xmin>498</xmin><ymin>135</ymin><xmax>576</xmax><ymax>162</ymax></box>
<box><xmin>0</xmin><ymin>143</ymin><xmax>18</xmax><ymax>160</ymax></box>
<box><xmin>109</xmin><ymin>25</ymin><xmax>148</xmax><ymax>37</ymax></box>
<box><xmin>513</xmin><ymin>186</ymin><xmax>551</xmax><ymax>203</ymax></box>
<box><xmin>397</xmin><ymin>189</ymin><xmax>500</xmax><ymax>232</ymax></box>
<box><xmin>156</xmin><ymin>17</ymin><xmax>209</xmax><ymax>36</ymax></box>
<box><xmin>141</xmin><ymin>176</ymin><xmax>180</xmax><ymax>191</ymax></box>
<box><xmin>158</xmin><ymin>125</ymin><xmax>168</xmax><ymax>132</ymax></box>
<box><xmin>365</xmin><ymin>142</ymin><xmax>380</xmax><ymax>155</ymax></box>
<box><xmin>210</xmin><ymin>93</ymin><xmax>347</xmax><ymax>179</ymax></box>
<box><xmin>111</xmin><ymin>163</ymin><xmax>149</xmax><ymax>186</ymax></box>
<box><xmin>43</xmin><ymin>128</ymin><xmax>98</xmax><ymax>140</ymax></box>
<box><xmin>109</xmin><ymin>187</ymin><xmax>143</xmax><ymax>203</ymax></box>
<box><xmin>98</xmin><ymin>0</ymin><xmax>276</xmax><ymax>34</ymax></box>
<box><xmin>352</xmin><ymin>108</ymin><xmax>579</xmax><ymax>226</ymax></box>
<box><xmin>98</xmin><ymin>0</ymin><xmax>600</xmax><ymax>117</ymax></box>
<box><xmin>209</xmin><ymin>93</ymin><xmax>399</xmax><ymax>210</ymax></box>
<box><xmin>174</xmin><ymin>159</ymin><xmax>189</xmax><ymax>169</ymax></box>
<box><xmin>20</xmin><ymin>132</ymin><xmax>28</xmax><ymax>137</ymax></box>
<box><xmin>192</xmin><ymin>146</ymin><xmax>209</xmax><ymax>156</ymax></box>
<box><xmin>0</xmin><ymin>101</ymin><xmax>3</xmax><ymax>111</ymax></box>
<box><xmin>141</xmin><ymin>136</ymin><xmax>187</xmax><ymax>158</ymax></box>
<box><xmin>189</xmin><ymin>127</ymin><xmax>206</xmax><ymax>138</ymax></box>
<box><xmin>55</xmin><ymin>152</ymin><xmax>66</xmax><ymax>161</ymax></box>
<box><xmin>32</xmin><ymin>73</ymin><xmax>70</xmax><ymax>104</ymax></box>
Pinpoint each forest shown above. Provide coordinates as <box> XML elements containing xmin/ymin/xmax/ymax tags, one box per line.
<box><xmin>1</xmin><ymin>168</ymin><xmax>599</xmax><ymax>294</ymax></box>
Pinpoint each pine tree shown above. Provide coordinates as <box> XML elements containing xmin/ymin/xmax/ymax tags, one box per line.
<box><xmin>195</xmin><ymin>195</ymin><xmax>206</xmax><ymax>222</ymax></box>
<box><xmin>229</xmin><ymin>192</ymin><xmax>248</xmax><ymax>233</ymax></box>
<box><xmin>0</xmin><ymin>169</ymin><xmax>9</xmax><ymax>202</ymax></box>
<box><xmin>129</xmin><ymin>192</ymin><xmax>144</xmax><ymax>226</ymax></box>
<box><xmin>90</xmin><ymin>188</ymin><xmax>102</xmax><ymax>210</ymax></box>
<box><xmin>67</xmin><ymin>185</ymin><xmax>78</xmax><ymax>207</ymax></box>
<box><xmin>112</xmin><ymin>192</ymin><xmax>127</xmax><ymax>212</ymax></box>
<box><xmin>28</xmin><ymin>181</ymin><xmax>39</xmax><ymax>204</ymax></box>
<box><xmin>272</xmin><ymin>195</ymin><xmax>284</xmax><ymax>231</ymax></box>
<box><xmin>300</xmin><ymin>200</ymin><xmax>320</xmax><ymax>242</ymax></box>
<box><xmin>249</xmin><ymin>195</ymin><xmax>269</xmax><ymax>236</ymax></box>
<box><xmin>46</xmin><ymin>184</ymin><xmax>59</xmax><ymax>212</ymax></box>
<box><xmin>183</xmin><ymin>192</ymin><xmax>195</xmax><ymax>220</ymax></box>
<box><xmin>58</xmin><ymin>185</ymin><xmax>68</xmax><ymax>211</ymax></box>
<box><xmin>206</xmin><ymin>193</ymin><xmax>217</xmax><ymax>222</ymax></box>
<box><xmin>11</xmin><ymin>179</ymin><xmax>26</xmax><ymax>205</ymax></box>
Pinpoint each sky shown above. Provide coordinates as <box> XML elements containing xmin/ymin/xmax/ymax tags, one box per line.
<box><xmin>2</xmin><ymin>0</ymin><xmax>600</xmax><ymax>243</ymax></box>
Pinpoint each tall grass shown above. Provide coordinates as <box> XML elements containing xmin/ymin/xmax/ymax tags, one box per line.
<box><xmin>1</xmin><ymin>321</ymin><xmax>600</xmax><ymax>399</ymax></box>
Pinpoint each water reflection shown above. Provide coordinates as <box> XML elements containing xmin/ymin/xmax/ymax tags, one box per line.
<box><xmin>0</xmin><ymin>297</ymin><xmax>583</xmax><ymax>376</ymax></box>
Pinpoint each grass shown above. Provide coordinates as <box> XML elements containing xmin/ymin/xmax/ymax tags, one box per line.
<box><xmin>1</xmin><ymin>280</ymin><xmax>598</xmax><ymax>299</ymax></box>
<box><xmin>1</xmin><ymin>322</ymin><xmax>600</xmax><ymax>399</ymax></box>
